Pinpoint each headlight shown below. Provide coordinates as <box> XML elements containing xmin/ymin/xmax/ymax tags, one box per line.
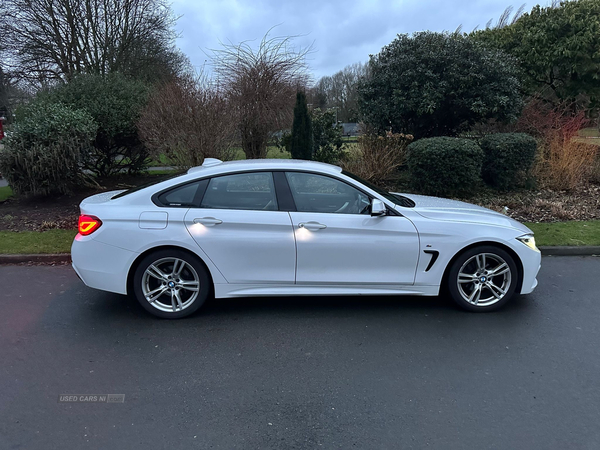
<box><xmin>516</xmin><ymin>234</ymin><xmax>539</xmax><ymax>252</ymax></box>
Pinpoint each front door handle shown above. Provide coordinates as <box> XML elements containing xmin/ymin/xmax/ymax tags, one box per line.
<box><xmin>194</xmin><ymin>217</ymin><xmax>223</xmax><ymax>226</ymax></box>
<box><xmin>299</xmin><ymin>221</ymin><xmax>327</xmax><ymax>231</ymax></box>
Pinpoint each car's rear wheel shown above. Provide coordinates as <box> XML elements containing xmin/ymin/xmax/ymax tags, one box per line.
<box><xmin>447</xmin><ymin>245</ymin><xmax>519</xmax><ymax>312</ymax></box>
<box><xmin>133</xmin><ymin>249</ymin><xmax>210</xmax><ymax>319</ymax></box>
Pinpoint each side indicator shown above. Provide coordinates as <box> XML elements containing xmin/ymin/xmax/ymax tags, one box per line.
<box><xmin>78</xmin><ymin>215</ymin><xmax>102</xmax><ymax>236</ymax></box>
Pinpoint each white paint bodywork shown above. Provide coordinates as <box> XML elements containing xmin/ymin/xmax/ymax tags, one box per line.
<box><xmin>71</xmin><ymin>159</ymin><xmax>541</xmax><ymax>299</ymax></box>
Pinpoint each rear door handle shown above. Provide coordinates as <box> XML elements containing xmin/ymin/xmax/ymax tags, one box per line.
<box><xmin>194</xmin><ymin>217</ymin><xmax>223</xmax><ymax>226</ymax></box>
<box><xmin>299</xmin><ymin>221</ymin><xmax>327</xmax><ymax>231</ymax></box>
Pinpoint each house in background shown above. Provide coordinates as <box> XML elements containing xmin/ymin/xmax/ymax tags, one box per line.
<box><xmin>340</xmin><ymin>123</ymin><xmax>359</xmax><ymax>137</ymax></box>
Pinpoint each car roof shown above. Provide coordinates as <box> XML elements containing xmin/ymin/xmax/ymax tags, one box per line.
<box><xmin>110</xmin><ymin>159</ymin><xmax>346</xmax><ymax>204</ymax></box>
<box><xmin>185</xmin><ymin>158</ymin><xmax>343</xmax><ymax>177</ymax></box>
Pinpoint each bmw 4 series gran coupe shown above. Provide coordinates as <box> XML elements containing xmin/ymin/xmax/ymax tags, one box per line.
<box><xmin>72</xmin><ymin>158</ymin><xmax>541</xmax><ymax>318</ymax></box>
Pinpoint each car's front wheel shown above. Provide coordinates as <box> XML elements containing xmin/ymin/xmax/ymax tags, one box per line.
<box><xmin>133</xmin><ymin>249</ymin><xmax>210</xmax><ymax>319</ymax></box>
<box><xmin>447</xmin><ymin>245</ymin><xmax>519</xmax><ymax>312</ymax></box>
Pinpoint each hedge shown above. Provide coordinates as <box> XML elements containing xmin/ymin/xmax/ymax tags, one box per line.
<box><xmin>407</xmin><ymin>137</ymin><xmax>484</xmax><ymax>197</ymax></box>
<box><xmin>480</xmin><ymin>133</ymin><xmax>537</xmax><ymax>190</ymax></box>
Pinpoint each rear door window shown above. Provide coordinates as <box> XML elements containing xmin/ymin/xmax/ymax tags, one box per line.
<box><xmin>200</xmin><ymin>172</ymin><xmax>278</xmax><ymax>211</ymax></box>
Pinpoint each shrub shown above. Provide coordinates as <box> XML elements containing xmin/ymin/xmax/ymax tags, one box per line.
<box><xmin>0</xmin><ymin>102</ymin><xmax>97</xmax><ymax>196</ymax></box>
<box><xmin>45</xmin><ymin>73</ymin><xmax>150</xmax><ymax>176</ymax></box>
<box><xmin>480</xmin><ymin>133</ymin><xmax>537</xmax><ymax>190</ymax></box>
<box><xmin>138</xmin><ymin>76</ymin><xmax>236</xmax><ymax>169</ymax></box>
<box><xmin>407</xmin><ymin>137</ymin><xmax>484</xmax><ymax>197</ymax></box>
<box><xmin>536</xmin><ymin>134</ymin><xmax>597</xmax><ymax>191</ymax></box>
<box><xmin>592</xmin><ymin>153</ymin><xmax>600</xmax><ymax>185</ymax></box>
<box><xmin>311</xmin><ymin>108</ymin><xmax>345</xmax><ymax>164</ymax></box>
<box><xmin>517</xmin><ymin>98</ymin><xmax>597</xmax><ymax>190</ymax></box>
<box><xmin>341</xmin><ymin>131</ymin><xmax>413</xmax><ymax>185</ymax></box>
<box><xmin>275</xmin><ymin>131</ymin><xmax>292</xmax><ymax>155</ymax></box>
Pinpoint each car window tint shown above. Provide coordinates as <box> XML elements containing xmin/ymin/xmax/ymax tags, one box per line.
<box><xmin>285</xmin><ymin>172</ymin><xmax>370</xmax><ymax>214</ymax></box>
<box><xmin>157</xmin><ymin>182</ymin><xmax>201</xmax><ymax>207</ymax></box>
<box><xmin>112</xmin><ymin>172</ymin><xmax>184</xmax><ymax>199</ymax></box>
<box><xmin>201</xmin><ymin>172</ymin><xmax>278</xmax><ymax>211</ymax></box>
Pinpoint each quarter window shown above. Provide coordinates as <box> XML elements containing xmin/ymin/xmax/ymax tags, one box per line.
<box><xmin>285</xmin><ymin>172</ymin><xmax>370</xmax><ymax>214</ymax></box>
<box><xmin>157</xmin><ymin>181</ymin><xmax>203</xmax><ymax>207</ymax></box>
<box><xmin>201</xmin><ymin>172</ymin><xmax>278</xmax><ymax>211</ymax></box>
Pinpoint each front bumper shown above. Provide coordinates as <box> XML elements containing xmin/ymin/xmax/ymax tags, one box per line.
<box><xmin>519</xmin><ymin>247</ymin><xmax>542</xmax><ymax>295</ymax></box>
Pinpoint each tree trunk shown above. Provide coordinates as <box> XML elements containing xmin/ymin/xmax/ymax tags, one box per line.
<box><xmin>241</xmin><ymin>128</ymin><xmax>268</xmax><ymax>159</ymax></box>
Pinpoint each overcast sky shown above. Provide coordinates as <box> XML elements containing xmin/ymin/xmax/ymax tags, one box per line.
<box><xmin>171</xmin><ymin>0</ymin><xmax>530</xmax><ymax>82</ymax></box>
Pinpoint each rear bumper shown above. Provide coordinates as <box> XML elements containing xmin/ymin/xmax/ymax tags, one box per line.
<box><xmin>71</xmin><ymin>235</ymin><xmax>137</xmax><ymax>295</ymax></box>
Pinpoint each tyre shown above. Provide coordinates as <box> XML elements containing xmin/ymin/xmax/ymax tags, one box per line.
<box><xmin>447</xmin><ymin>245</ymin><xmax>519</xmax><ymax>312</ymax></box>
<box><xmin>132</xmin><ymin>249</ymin><xmax>211</xmax><ymax>319</ymax></box>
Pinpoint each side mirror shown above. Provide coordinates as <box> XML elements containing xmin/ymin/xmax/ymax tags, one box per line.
<box><xmin>371</xmin><ymin>198</ymin><xmax>386</xmax><ymax>216</ymax></box>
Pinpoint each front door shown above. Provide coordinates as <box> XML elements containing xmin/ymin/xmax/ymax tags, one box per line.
<box><xmin>285</xmin><ymin>172</ymin><xmax>419</xmax><ymax>285</ymax></box>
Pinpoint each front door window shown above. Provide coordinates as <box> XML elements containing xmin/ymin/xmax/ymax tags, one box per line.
<box><xmin>285</xmin><ymin>172</ymin><xmax>370</xmax><ymax>215</ymax></box>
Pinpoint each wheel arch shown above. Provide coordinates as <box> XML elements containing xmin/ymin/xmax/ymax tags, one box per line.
<box><xmin>441</xmin><ymin>241</ymin><xmax>524</xmax><ymax>295</ymax></box>
<box><xmin>127</xmin><ymin>245</ymin><xmax>215</xmax><ymax>296</ymax></box>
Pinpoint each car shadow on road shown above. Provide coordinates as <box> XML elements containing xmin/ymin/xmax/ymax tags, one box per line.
<box><xmin>83</xmin><ymin>289</ymin><xmax>534</xmax><ymax>324</ymax></box>
<box><xmin>203</xmin><ymin>293</ymin><xmax>533</xmax><ymax>317</ymax></box>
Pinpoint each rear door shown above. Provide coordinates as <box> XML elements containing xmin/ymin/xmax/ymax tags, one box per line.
<box><xmin>183</xmin><ymin>171</ymin><xmax>296</xmax><ymax>284</ymax></box>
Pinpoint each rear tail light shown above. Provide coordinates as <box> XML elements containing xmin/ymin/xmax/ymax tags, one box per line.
<box><xmin>78</xmin><ymin>215</ymin><xmax>102</xmax><ymax>236</ymax></box>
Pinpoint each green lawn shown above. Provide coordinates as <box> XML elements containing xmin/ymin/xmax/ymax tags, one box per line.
<box><xmin>0</xmin><ymin>230</ymin><xmax>76</xmax><ymax>254</ymax></box>
<box><xmin>575</xmin><ymin>127</ymin><xmax>600</xmax><ymax>146</ymax></box>
<box><xmin>146</xmin><ymin>153</ymin><xmax>171</xmax><ymax>167</ymax></box>
<box><xmin>231</xmin><ymin>146</ymin><xmax>291</xmax><ymax>160</ymax></box>
<box><xmin>144</xmin><ymin>168</ymin><xmax>183</xmax><ymax>176</ymax></box>
<box><xmin>577</xmin><ymin>127</ymin><xmax>600</xmax><ymax>137</ymax></box>
<box><xmin>0</xmin><ymin>221</ymin><xmax>598</xmax><ymax>255</ymax></box>
<box><xmin>0</xmin><ymin>186</ymin><xmax>13</xmax><ymax>202</ymax></box>
<box><xmin>525</xmin><ymin>221</ymin><xmax>600</xmax><ymax>247</ymax></box>
<box><xmin>146</xmin><ymin>147</ymin><xmax>291</xmax><ymax>167</ymax></box>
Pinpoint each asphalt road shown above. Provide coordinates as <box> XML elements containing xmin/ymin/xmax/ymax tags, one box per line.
<box><xmin>1</xmin><ymin>256</ymin><xmax>599</xmax><ymax>450</ymax></box>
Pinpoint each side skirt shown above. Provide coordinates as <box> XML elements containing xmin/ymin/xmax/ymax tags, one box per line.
<box><xmin>214</xmin><ymin>284</ymin><xmax>440</xmax><ymax>299</ymax></box>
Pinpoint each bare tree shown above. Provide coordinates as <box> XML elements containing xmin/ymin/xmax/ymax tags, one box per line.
<box><xmin>310</xmin><ymin>62</ymin><xmax>368</xmax><ymax>123</ymax></box>
<box><xmin>0</xmin><ymin>64</ymin><xmax>30</xmax><ymax>121</ymax></box>
<box><xmin>138</xmin><ymin>75</ymin><xmax>237</xmax><ymax>169</ymax></box>
<box><xmin>0</xmin><ymin>67</ymin><xmax>9</xmax><ymax>117</ymax></box>
<box><xmin>211</xmin><ymin>32</ymin><xmax>311</xmax><ymax>159</ymax></box>
<box><xmin>0</xmin><ymin>0</ymin><xmax>185</xmax><ymax>85</ymax></box>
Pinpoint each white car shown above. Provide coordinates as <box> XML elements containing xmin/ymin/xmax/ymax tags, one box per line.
<box><xmin>72</xmin><ymin>158</ymin><xmax>541</xmax><ymax>318</ymax></box>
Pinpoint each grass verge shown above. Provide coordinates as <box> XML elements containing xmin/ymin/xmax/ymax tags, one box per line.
<box><xmin>146</xmin><ymin>147</ymin><xmax>291</xmax><ymax>167</ymax></box>
<box><xmin>144</xmin><ymin>169</ymin><xmax>182</xmax><ymax>176</ymax></box>
<box><xmin>575</xmin><ymin>127</ymin><xmax>600</xmax><ymax>146</ymax></box>
<box><xmin>0</xmin><ymin>186</ymin><xmax>13</xmax><ymax>202</ymax></box>
<box><xmin>232</xmin><ymin>146</ymin><xmax>290</xmax><ymax>160</ymax></box>
<box><xmin>0</xmin><ymin>221</ymin><xmax>597</xmax><ymax>255</ymax></box>
<box><xmin>0</xmin><ymin>230</ymin><xmax>76</xmax><ymax>254</ymax></box>
<box><xmin>525</xmin><ymin>221</ymin><xmax>600</xmax><ymax>247</ymax></box>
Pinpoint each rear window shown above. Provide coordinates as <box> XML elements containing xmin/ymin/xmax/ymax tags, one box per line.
<box><xmin>157</xmin><ymin>181</ymin><xmax>204</xmax><ymax>207</ymax></box>
<box><xmin>111</xmin><ymin>173</ymin><xmax>184</xmax><ymax>200</ymax></box>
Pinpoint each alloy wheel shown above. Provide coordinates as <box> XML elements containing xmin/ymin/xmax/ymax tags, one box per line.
<box><xmin>141</xmin><ymin>257</ymin><xmax>200</xmax><ymax>313</ymax></box>
<box><xmin>456</xmin><ymin>252</ymin><xmax>512</xmax><ymax>307</ymax></box>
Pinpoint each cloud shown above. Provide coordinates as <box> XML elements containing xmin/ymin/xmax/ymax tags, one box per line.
<box><xmin>171</xmin><ymin>0</ymin><xmax>519</xmax><ymax>81</ymax></box>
